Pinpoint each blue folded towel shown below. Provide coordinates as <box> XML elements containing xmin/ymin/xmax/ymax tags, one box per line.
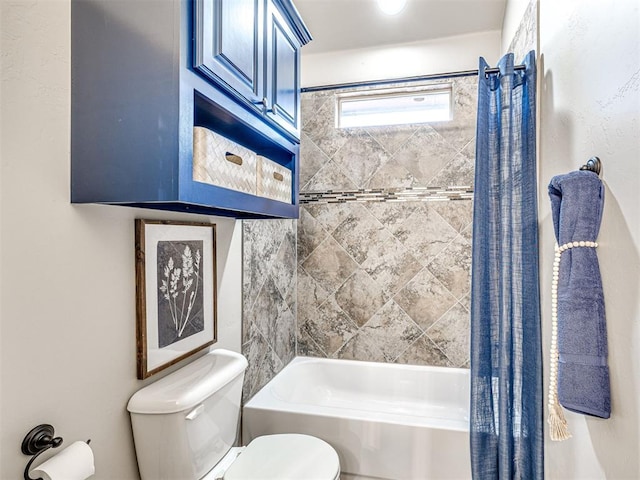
<box><xmin>548</xmin><ymin>170</ymin><xmax>610</xmax><ymax>419</ymax></box>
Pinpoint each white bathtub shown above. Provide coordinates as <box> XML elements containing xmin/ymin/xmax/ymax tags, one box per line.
<box><xmin>243</xmin><ymin>356</ymin><xmax>471</xmax><ymax>480</ymax></box>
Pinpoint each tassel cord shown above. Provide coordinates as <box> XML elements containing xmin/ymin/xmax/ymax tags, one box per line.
<box><xmin>548</xmin><ymin>240</ymin><xmax>598</xmax><ymax>441</ymax></box>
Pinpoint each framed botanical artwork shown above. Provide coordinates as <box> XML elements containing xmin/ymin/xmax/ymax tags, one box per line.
<box><xmin>135</xmin><ymin>219</ymin><xmax>217</xmax><ymax>379</ymax></box>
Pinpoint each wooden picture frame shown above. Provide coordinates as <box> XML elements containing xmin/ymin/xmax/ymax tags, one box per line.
<box><xmin>135</xmin><ymin>219</ymin><xmax>217</xmax><ymax>379</ymax></box>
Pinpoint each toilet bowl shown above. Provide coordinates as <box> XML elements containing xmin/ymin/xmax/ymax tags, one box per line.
<box><xmin>127</xmin><ymin>349</ymin><xmax>340</xmax><ymax>480</ymax></box>
<box><xmin>206</xmin><ymin>434</ymin><xmax>340</xmax><ymax>480</ymax></box>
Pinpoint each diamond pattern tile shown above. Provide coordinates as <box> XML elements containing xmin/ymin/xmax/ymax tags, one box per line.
<box><xmin>361</xmin><ymin>236</ymin><xmax>423</xmax><ymax>296</ymax></box>
<box><xmin>427</xmin><ymin>150</ymin><xmax>475</xmax><ymax>188</ymax></box>
<box><xmin>303</xmin><ymin>203</ymin><xmax>353</xmax><ymax>235</ymax></box>
<box><xmin>360</xmin><ymin>300</ymin><xmax>422</xmax><ymax>362</ymax></box>
<box><xmin>392</xmin><ymin>126</ymin><xmax>457</xmax><ymax>185</ymax></box>
<box><xmin>430</xmin><ymin>200</ymin><xmax>473</xmax><ymax>233</ymax></box>
<box><xmin>242</xmin><ymin>219</ymin><xmax>297</xmax><ymax>402</ymax></box>
<box><xmin>331</xmin><ymin>203</ymin><xmax>392</xmax><ymax>264</ymax></box>
<box><xmin>393</xmin><ymin>204</ymin><xmax>459</xmax><ymax>266</ymax></box>
<box><xmin>305</xmin><ymin>296</ymin><xmax>359</xmax><ymax>356</ymax></box>
<box><xmin>364</xmin><ymin>201</ymin><xmax>420</xmax><ymax>232</ymax></box>
<box><xmin>301</xmin><ymin>236</ymin><xmax>359</xmax><ymax>294</ymax></box>
<box><xmin>252</xmin><ymin>347</ymin><xmax>284</xmax><ymax>399</ymax></box>
<box><xmin>366</xmin><ymin>124</ymin><xmax>419</xmax><ymax>156</ymax></box>
<box><xmin>297</xmin><ymin>265</ymin><xmax>330</xmax><ymax>321</ymax></box>
<box><xmin>304</xmin><ymin>159</ymin><xmax>359</xmax><ymax>192</ymax></box>
<box><xmin>333</xmin><ymin>331</ymin><xmax>386</xmax><ymax>362</ymax></box>
<box><xmin>395</xmin><ymin>334</ymin><xmax>453</xmax><ymax>367</ymax></box>
<box><xmin>426</xmin><ymin>234</ymin><xmax>472</xmax><ymax>299</ymax></box>
<box><xmin>242</xmin><ymin>220</ymin><xmax>284</xmax><ymax>311</ymax></box>
<box><xmin>300</xmin><ymin>132</ymin><xmax>331</xmax><ymax>190</ymax></box>
<box><xmin>365</xmin><ymin>156</ymin><xmax>423</xmax><ymax>189</ymax></box>
<box><xmin>425</xmin><ymin>302</ymin><xmax>470</xmax><ymax>367</ymax></box>
<box><xmin>332</xmin><ymin>130</ymin><xmax>390</xmax><ymax>187</ymax></box>
<box><xmin>333</xmin><ymin>269</ymin><xmax>389</xmax><ymax>327</ymax></box>
<box><xmin>249</xmin><ymin>276</ymin><xmax>284</xmax><ymax>343</ymax></box>
<box><xmin>304</xmin><ymin>100</ymin><xmax>351</xmax><ymax>158</ymax></box>
<box><xmin>298</xmin><ymin>207</ymin><xmax>328</xmax><ymax>263</ymax></box>
<box><xmin>271</xmin><ymin>229</ymin><xmax>296</xmax><ymax>305</ymax></box>
<box><xmin>394</xmin><ymin>267</ymin><xmax>459</xmax><ymax>331</ymax></box>
<box><xmin>241</xmin><ymin>323</ymin><xmax>269</xmax><ymax>401</ymax></box>
<box><xmin>293</xmin><ymin>78</ymin><xmax>476</xmax><ymax>369</ymax></box>
<box><xmin>301</xmin><ymin>91</ymin><xmax>331</xmax><ymax>130</ymax></box>
<box><xmin>297</xmin><ymin>327</ymin><xmax>328</xmax><ymax>357</ymax></box>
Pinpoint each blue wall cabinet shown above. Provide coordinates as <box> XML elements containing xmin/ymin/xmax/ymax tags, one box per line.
<box><xmin>193</xmin><ymin>0</ymin><xmax>308</xmax><ymax>138</ymax></box>
<box><xmin>265</xmin><ymin>0</ymin><xmax>301</xmax><ymax>137</ymax></box>
<box><xmin>71</xmin><ymin>0</ymin><xmax>310</xmax><ymax>219</ymax></box>
<box><xmin>194</xmin><ymin>0</ymin><xmax>264</xmax><ymax>108</ymax></box>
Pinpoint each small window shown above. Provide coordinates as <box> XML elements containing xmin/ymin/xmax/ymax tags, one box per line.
<box><xmin>337</xmin><ymin>85</ymin><xmax>452</xmax><ymax>128</ymax></box>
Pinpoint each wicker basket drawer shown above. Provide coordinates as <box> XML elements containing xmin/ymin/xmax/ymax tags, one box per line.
<box><xmin>257</xmin><ymin>156</ymin><xmax>292</xmax><ymax>204</ymax></box>
<box><xmin>193</xmin><ymin>126</ymin><xmax>257</xmax><ymax>195</ymax></box>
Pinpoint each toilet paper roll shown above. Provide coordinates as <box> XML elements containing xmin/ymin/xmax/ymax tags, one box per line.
<box><xmin>31</xmin><ymin>441</ymin><xmax>95</xmax><ymax>480</ymax></box>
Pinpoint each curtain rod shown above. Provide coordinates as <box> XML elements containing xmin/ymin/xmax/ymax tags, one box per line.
<box><xmin>301</xmin><ymin>70</ymin><xmax>478</xmax><ymax>93</ymax></box>
<box><xmin>483</xmin><ymin>64</ymin><xmax>526</xmax><ymax>77</ymax></box>
<box><xmin>302</xmin><ymin>65</ymin><xmax>527</xmax><ymax>93</ymax></box>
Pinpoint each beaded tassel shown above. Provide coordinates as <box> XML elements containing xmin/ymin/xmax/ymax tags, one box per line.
<box><xmin>548</xmin><ymin>241</ymin><xmax>598</xmax><ymax>441</ymax></box>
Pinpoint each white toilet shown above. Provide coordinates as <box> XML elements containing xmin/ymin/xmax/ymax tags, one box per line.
<box><xmin>127</xmin><ymin>349</ymin><xmax>340</xmax><ymax>480</ymax></box>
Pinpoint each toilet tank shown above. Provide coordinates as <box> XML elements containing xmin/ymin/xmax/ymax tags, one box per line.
<box><xmin>127</xmin><ymin>349</ymin><xmax>248</xmax><ymax>480</ymax></box>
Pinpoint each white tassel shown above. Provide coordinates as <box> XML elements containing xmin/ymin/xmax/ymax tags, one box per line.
<box><xmin>547</xmin><ymin>241</ymin><xmax>598</xmax><ymax>441</ymax></box>
<box><xmin>548</xmin><ymin>400</ymin><xmax>572</xmax><ymax>441</ymax></box>
<box><xmin>548</xmin><ymin>244</ymin><xmax>569</xmax><ymax>441</ymax></box>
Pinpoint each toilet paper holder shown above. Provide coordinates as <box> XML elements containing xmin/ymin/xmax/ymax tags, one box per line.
<box><xmin>21</xmin><ymin>424</ymin><xmax>90</xmax><ymax>480</ymax></box>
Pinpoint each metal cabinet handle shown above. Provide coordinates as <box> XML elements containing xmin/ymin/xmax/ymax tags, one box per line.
<box><xmin>254</xmin><ymin>97</ymin><xmax>269</xmax><ymax>110</ymax></box>
<box><xmin>254</xmin><ymin>98</ymin><xmax>277</xmax><ymax>116</ymax></box>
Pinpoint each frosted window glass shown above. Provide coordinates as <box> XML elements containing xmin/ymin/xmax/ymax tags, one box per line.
<box><xmin>337</xmin><ymin>87</ymin><xmax>452</xmax><ymax>128</ymax></box>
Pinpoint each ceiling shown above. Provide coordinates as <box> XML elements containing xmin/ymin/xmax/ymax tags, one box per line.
<box><xmin>293</xmin><ymin>0</ymin><xmax>506</xmax><ymax>55</ymax></box>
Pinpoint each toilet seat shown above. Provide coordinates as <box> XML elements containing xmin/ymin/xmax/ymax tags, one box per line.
<box><xmin>223</xmin><ymin>434</ymin><xmax>340</xmax><ymax>480</ymax></box>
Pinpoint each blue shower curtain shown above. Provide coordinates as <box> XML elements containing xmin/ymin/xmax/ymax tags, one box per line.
<box><xmin>470</xmin><ymin>51</ymin><xmax>543</xmax><ymax>479</ymax></box>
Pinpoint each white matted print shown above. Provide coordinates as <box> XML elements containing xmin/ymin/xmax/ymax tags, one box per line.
<box><xmin>135</xmin><ymin>219</ymin><xmax>217</xmax><ymax>379</ymax></box>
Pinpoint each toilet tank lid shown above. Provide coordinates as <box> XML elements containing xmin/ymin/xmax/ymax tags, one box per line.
<box><xmin>127</xmin><ymin>349</ymin><xmax>248</xmax><ymax>414</ymax></box>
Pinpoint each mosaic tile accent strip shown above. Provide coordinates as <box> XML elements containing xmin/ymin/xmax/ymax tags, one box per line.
<box><xmin>300</xmin><ymin>187</ymin><xmax>473</xmax><ymax>204</ymax></box>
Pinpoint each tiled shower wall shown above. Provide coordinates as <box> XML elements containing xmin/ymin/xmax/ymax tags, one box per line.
<box><xmin>241</xmin><ymin>219</ymin><xmax>296</xmax><ymax>400</ymax></box>
<box><xmin>507</xmin><ymin>0</ymin><xmax>537</xmax><ymax>60</ymax></box>
<box><xmin>297</xmin><ymin>75</ymin><xmax>477</xmax><ymax>367</ymax></box>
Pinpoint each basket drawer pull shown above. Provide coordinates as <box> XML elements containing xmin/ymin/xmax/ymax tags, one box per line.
<box><xmin>273</xmin><ymin>172</ymin><xmax>284</xmax><ymax>182</ymax></box>
<box><xmin>225</xmin><ymin>152</ymin><xmax>243</xmax><ymax>166</ymax></box>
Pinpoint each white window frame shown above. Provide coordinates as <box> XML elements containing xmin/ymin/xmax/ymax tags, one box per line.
<box><xmin>336</xmin><ymin>84</ymin><xmax>453</xmax><ymax>129</ymax></box>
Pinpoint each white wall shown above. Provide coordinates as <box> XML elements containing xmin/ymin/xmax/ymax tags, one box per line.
<box><xmin>538</xmin><ymin>0</ymin><xmax>640</xmax><ymax>477</ymax></box>
<box><xmin>301</xmin><ymin>31</ymin><xmax>500</xmax><ymax>87</ymax></box>
<box><xmin>0</xmin><ymin>0</ymin><xmax>4</xmax><ymax>471</ymax></box>
<box><xmin>0</xmin><ymin>1</ymin><xmax>242</xmax><ymax>478</ymax></box>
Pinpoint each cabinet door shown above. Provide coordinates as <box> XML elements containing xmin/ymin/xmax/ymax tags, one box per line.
<box><xmin>194</xmin><ymin>0</ymin><xmax>264</xmax><ymax>105</ymax></box>
<box><xmin>265</xmin><ymin>0</ymin><xmax>301</xmax><ymax>137</ymax></box>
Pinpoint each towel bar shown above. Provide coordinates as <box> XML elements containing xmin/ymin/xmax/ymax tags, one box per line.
<box><xmin>579</xmin><ymin>156</ymin><xmax>601</xmax><ymax>176</ymax></box>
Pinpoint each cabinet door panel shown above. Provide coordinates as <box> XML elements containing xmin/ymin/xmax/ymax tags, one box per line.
<box><xmin>266</xmin><ymin>0</ymin><xmax>301</xmax><ymax>137</ymax></box>
<box><xmin>273</xmin><ymin>26</ymin><xmax>296</xmax><ymax>123</ymax></box>
<box><xmin>194</xmin><ymin>0</ymin><xmax>263</xmax><ymax>104</ymax></box>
